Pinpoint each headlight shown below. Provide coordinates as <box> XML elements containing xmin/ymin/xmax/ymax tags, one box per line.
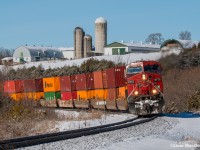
<box><xmin>152</xmin><ymin>89</ymin><xmax>157</xmax><ymax>94</ymax></box>
<box><xmin>134</xmin><ymin>91</ymin><xmax>139</xmax><ymax>96</ymax></box>
<box><xmin>142</xmin><ymin>74</ymin><xmax>147</xmax><ymax>80</ymax></box>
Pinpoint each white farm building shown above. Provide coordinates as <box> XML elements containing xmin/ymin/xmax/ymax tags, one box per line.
<box><xmin>13</xmin><ymin>46</ymin><xmax>75</xmax><ymax>63</ymax></box>
<box><xmin>58</xmin><ymin>47</ymin><xmax>74</xmax><ymax>60</ymax></box>
<box><xmin>104</xmin><ymin>42</ymin><xmax>160</xmax><ymax>55</ymax></box>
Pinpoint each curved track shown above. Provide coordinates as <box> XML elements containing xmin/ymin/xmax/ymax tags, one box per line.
<box><xmin>0</xmin><ymin>115</ymin><xmax>157</xmax><ymax>150</ymax></box>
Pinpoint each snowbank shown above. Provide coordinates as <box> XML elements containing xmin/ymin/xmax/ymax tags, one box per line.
<box><xmin>11</xmin><ymin>49</ymin><xmax>180</xmax><ymax>70</ymax></box>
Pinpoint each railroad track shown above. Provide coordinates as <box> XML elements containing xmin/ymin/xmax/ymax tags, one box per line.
<box><xmin>0</xmin><ymin>115</ymin><xmax>157</xmax><ymax>150</ymax></box>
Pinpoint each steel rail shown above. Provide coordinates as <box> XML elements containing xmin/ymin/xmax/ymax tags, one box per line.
<box><xmin>0</xmin><ymin>115</ymin><xmax>157</xmax><ymax>150</ymax></box>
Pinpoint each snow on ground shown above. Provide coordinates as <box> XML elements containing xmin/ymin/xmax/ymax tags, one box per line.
<box><xmin>53</xmin><ymin>110</ymin><xmax>136</xmax><ymax>131</ymax></box>
<box><xmin>17</xmin><ymin>113</ymin><xmax>200</xmax><ymax>150</ymax></box>
<box><xmin>12</xmin><ymin>49</ymin><xmax>180</xmax><ymax>70</ymax></box>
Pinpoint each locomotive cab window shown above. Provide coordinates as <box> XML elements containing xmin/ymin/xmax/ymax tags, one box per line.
<box><xmin>127</xmin><ymin>66</ymin><xmax>142</xmax><ymax>74</ymax></box>
<box><xmin>144</xmin><ymin>64</ymin><xmax>161</xmax><ymax>73</ymax></box>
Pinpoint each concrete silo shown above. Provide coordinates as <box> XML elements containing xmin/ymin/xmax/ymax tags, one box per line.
<box><xmin>95</xmin><ymin>17</ymin><xmax>107</xmax><ymax>54</ymax></box>
<box><xmin>74</xmin><ymin>27</ymin><xmax>85</xmax><ymax>59</ymax></box>
<box><xmin>84</xmin><ymin>34</ymin><xmax>92</xmax><ymax>58</ymax></box>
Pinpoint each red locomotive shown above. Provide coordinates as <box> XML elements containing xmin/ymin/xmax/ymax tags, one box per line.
<box><xmin>125</xmin><ymin>61</ymin><xmax>165</xmax><ymax>115</ymax></box>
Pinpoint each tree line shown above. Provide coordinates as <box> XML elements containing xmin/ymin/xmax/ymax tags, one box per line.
<box><xmin>145</xmin><ymin>30</ymin><xmax>193</xmax><ymax>45</ymax></box>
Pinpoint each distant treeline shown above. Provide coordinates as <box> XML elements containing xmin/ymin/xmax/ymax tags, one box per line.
<box><xmin>0</xmin><ymin>47</ymin><xmax>13</xmax><ymax>59</ymax></box>
<box><xmin>2</xmin><ymin>58</ymin><xmax>125</xmax><ymax>81</ymax></box>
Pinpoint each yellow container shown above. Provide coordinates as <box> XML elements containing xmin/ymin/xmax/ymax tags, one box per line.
<box><xmin>43</xmin><ymin>77</ymin><xmax>60</xmax><ymax>92</ymax></box>
<box><xmin>77</xmin><ymin>91</ymin><xmax>88</xmax><ymax>100</ymax></box>
<box><xmin>118</xmin><ymin>86</ymin><xmax>127</xmax><ymax>99</ymax></box>
<box><xmin>9</xmin><ymin>93</ymin><xmax>25</xmax><ymax>101</ymax></box>
<box><xmin>24</xmin><ymin>92</ymin><xmax>44</xmax><ymax>101</ymax></box>
<box><xmin>94</xmin><ymin>89</ymin><xmax>108</xmax><ymax>100</ymax></box>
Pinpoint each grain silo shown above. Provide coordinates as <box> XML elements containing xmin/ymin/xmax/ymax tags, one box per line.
<box><xmin>74</xmin><ymin>27</ymin><xmax>85</xmax><ymax>59</ymax></box>
<box><xmin>95</xmin><ymin>17</ymin><xmax>107</xmax><ymax>54</ymax></box>
<box><xmin>83</xmin><ymin>34</ymin><xmax>92</xmax><ymax>58</ymax></box>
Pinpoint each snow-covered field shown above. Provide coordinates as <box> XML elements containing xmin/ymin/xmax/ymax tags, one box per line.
<box><xmin>0</xmin><ymin>49</ymin><xmax>180</xmax><ymax>70</ymax></box>
<box><xmin>17</xmin><ymin>112</ymin><xmax>200</xmax><ymax>150</ymax></box>
<box><xmin>53</xmin><ymin>110</ymin><xmax>136</xmax><ymax>131</ymax></box>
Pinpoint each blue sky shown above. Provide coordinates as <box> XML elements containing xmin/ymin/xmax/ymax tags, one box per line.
<box><xmin>0</xmin><ymin>0</ymin><xmax>200</xmax><ymax>49</ymax></box>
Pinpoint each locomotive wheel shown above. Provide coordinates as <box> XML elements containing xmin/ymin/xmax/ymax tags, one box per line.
<box><xmin>128</xmin><ymin>103</ymin><xmax>139</xmax><ymax>115</ymax></box>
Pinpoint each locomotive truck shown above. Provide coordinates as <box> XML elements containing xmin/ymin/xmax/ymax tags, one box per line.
<box><xmin>4</xmin><ymin>61</ymin><xmax>165</xmax><ymax>116</ymax></box>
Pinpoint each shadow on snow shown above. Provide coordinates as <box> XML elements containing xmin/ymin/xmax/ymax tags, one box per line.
<box><xmin>161</xmin><ymin>112</ymin><xmax>200</xmax><ymax>118</ymax></box>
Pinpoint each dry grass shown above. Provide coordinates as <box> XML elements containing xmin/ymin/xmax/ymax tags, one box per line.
<box><xmin>163</xmin><ymin>67</ymin><xmax>200</xmax><ymax>113</ymax></box>
<box><xmin>0</xmin><ymin>97</ymin><xmax>105</xmax><ymax>140</ymax></box>
<box><xmin>0</xmin><ymin>99</ymin><xmax>60</xmax><ymax>140</ymax></box>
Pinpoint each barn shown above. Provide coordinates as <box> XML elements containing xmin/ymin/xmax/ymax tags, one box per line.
<box><xmin>104</xmin><ymin>42</ymin><xmax>160</xmax><ymax>55</ymax></box>
<box><xmin>13</xmin><ymin>46</ymin><xmax>64</xmax><ymax>63</ymax></box>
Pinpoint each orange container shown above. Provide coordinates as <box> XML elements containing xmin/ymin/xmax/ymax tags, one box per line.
<box><xmin>118</xmin><ymin>86</ymin><xmax>127</xmax><ymax>99</ymax></box>
<box><xmin>77</xmin><ymin>91</ymin><xmax>88</xmax><ymax>100</ymax></box>
<box><xmin>88</xmin><ymin>90</ymin><xmax>95</xmax><ymax>99</ymax></box>
<box><xmin>93</xmin><ymin>71</ymin><xmax>104</xmax><ymax>89</ymax></box>
<box><xmin>9</xmin><ymin>93</ymin><xmax>25</xmax><ymax>101</ymax></box>
<box><xmin>24</xmin><ymin>92</ymin><xmax>44</xmax><ymax>100</ymax></box>
<box><xmin>43</xmin><ymin>77</ymin><xmax>60</xmax><ymax>92</ymax></box>
<box><xmin>94</xmin><ymin>89</ymin><xmax>108</xmax><ymax>99</ymax></box>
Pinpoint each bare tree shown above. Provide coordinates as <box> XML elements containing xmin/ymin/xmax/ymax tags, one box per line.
<box><xmin>146</xmin><ymin>33</ymin><xmax>164</xmax><ymax>44</ymax></box>
<box><xmin>198</xmin><ymin>42</ymin><xmax>200</xmax><ymax>49</ymax></box>
<box><xmin>179</xmin><ymin>30</ymin><xmax>191</xmax><ymax>40</ymax></box>
<box><xmin>0</xmin><ymin>47</ymin><xmax>13</xmax><ymax>59</ymax></box>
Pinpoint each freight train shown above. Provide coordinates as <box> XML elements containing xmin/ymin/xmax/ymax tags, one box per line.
<box><xmin>3</xmin><ymin>61</ymin><xmax>165</xmax><ymax>115</ymax></box>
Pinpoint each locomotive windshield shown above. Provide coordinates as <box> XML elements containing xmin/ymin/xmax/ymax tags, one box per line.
<box><xmin>144</xmin><ymin>64</ymin><xmax>161</xmax><ymax>73</ymax></box>
<box><xmin>127</xmin><ymin>66</ymin><xmax>142</xmax><ymax>74</ymax></box>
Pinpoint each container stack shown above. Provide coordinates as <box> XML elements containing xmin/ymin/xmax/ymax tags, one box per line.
<box><xmin>58</xmin><ymin>75</ymin><xmax>77</xmax><ymax>108</ymax></box>
<box><xmin>4</xmin><ymin>80</ymin><xmax>24</xmax><ymax>101</ymax></box>
<box><xmin>42</xmin><ymin>77</ymin><xmax>60</xmax><ymax>107</ymax></box>
<box><xmin>103</xmin><ymin>66</ymin><xmax>128</xmax><ymax>110</ymax></box>
<box><xmin>75</xmin><ymin>72</ymin><xmax>95</xmax><ymax>108</ymax></box>
<box><xmin>23</xmin><ymin>79</ymin><xmax>44</xmax><ymax>101</ymax></box>
<box><xmin>91</xmin><ymin>70</ymin><xmax>107</xmax><ymax>109</ymax></box>
<box><xmin>3</xmin><ymin>66</ymin><xmax>128</xmax><ymax>111</ymax></box>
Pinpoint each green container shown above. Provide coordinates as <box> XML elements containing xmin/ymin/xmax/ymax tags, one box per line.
<box><xmin>44</xmin><ymin>92</ymin><xmax>61</xmax><ymax>100</ymax></box>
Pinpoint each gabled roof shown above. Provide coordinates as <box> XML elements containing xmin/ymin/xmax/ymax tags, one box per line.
<box><xmin>105</xmin><ymin>41</ymin><xmax>160</xmax><ymax>49</ymax></box>
<box><xmin>105</xmin><ymin>42</ymin><xmax>127</xmax><ymax>48</ymax></box>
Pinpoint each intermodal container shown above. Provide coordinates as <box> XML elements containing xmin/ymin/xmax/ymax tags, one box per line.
<box><xmin>9</xmin><ymin>93</ymin><xmax>25</xmax><ymax>101</ymax></box>
<box><xmin>93</xmin><ymin>71</ymin><xmax>103</xmax><ymax>89</ymax></box>
<box><xmin>77</xmin><ymin>90</ymin><xmax>88</xmax><ymax>100</ymax></box>
<box><xmin>43</xmin><ymin>77</ymin><xmax>60</xmax><ymax>92</ymax></box>
<box><xmin>44</xmin><ymin>92</ymin><xmax>61</xmax><ymax>100</ymax></box>
<box><xmin>24</xmin><ymin>79</ymin><xmax>43</xmax><ymax>92</ymax></box>
<box><xmin>102</xmin><ymin>70</ymin><xmax>108</xmax><ymax>88</ymax></box>
<box><xmin>118</xmin><ymin>86</ymin><xmax>127</xmax><ymax>99</ymax></box>
<box><xmin>115</xmin><ymin>66</ymin><xmax>126</xmax><ymax>87</ymax></box>
<box><xmin>15</xmin><ymin>80</ymin><xmax>25</xmax><ymax>93</ymax></box>
<box><xmin>24</xmin><ymin>92</ymin><xmax>44</xmax><ymax>100</ymax></box>
<box><xmin>94</xmin><ymin>89</ymin><xmax>108</xmax><ymax>100</ymax></box>
<box><xmin>86</xmin><ymin>73</ymin><xmax>94</xmax><ymax>90</ymax></box>
<box><xmin>61</xmin><ymin>91</ymin><xmax>77</xmax><ymax>100</ymax></box>
<box><xmin>107</xmin><ymin>88</ymin><xmax>118</xmax><ymax>100</ymax></box>
<box><xmin>75</xmin><ymin>74</ymin><xmax>87</xmax><ymax>90</ymax></box>
<box><xmin>4</xmin><ymin>80</ymin><xmax>15</xmax><ymax>93</ymax></box>
<box><xmin>88</xmin><ymin>90</ymin><xmax>95</xmax><ymax>99</ymax></box>
<box><xmin>105</xmin><ymin>66</ymin><xmax>126</xmax><ymax>88</ymax></box>
<box><xmin>60</xmin><ymin>75</ymin><xmax>76</xmax><ymax>91</ymax></box>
